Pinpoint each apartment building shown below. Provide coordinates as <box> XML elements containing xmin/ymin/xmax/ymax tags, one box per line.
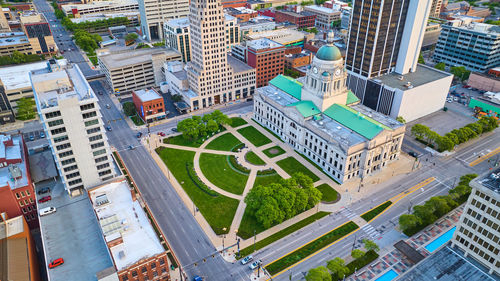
<box><xmin>98</xmin><ymin>48</ymin><xmax>181</xmax><ymax>93</ymax></box>
<box><xmin>246</xmin><ymin>38</ymin><xmax>285</xmax><ymax>87</ymax></box>
<box><xmin>433</xmin><ymin>22</ymin><xmax>500</xmax><ymax>72</ymax></box>
<box><xmin>452</xmin><ymin>169</ymin><xmax>500</xmax><ymax>276</ymax></box>
<box><xmin>0</xmin><ymin>134</ymin><xmax>38</xmax><ymax>229</ymax></box>
<box><xmin>303</xmin><ymin>5</ymin><xmax>341</xmax><ymax>30</ymax></box>
<box><xmin>275</xmin><ymin>10</ymin><xmax>316</xmax><ymax>29</ymax></box>
<box><xmin>138</xmin><ymin>0</ymin><xmax>189</xmax><ymax>41</ymax></box>
<box><xmin>254</xmin><ymin>35</ymin><xmax>405</xmax><ymax>184</ymax></box>
<box><xmin>430</xmin><ymin>0</ymin><xmax>442</xmax><ymax>18</ymax></box>
<box><xmin>0</xmin><ymin>213</ymin><xmax>41</xmax><ymax>281</ymax></box>
<box><xmin>61</xmin><ymin>0</ymin><xmax>139</xmax><ymax>17</ymax></box>
<box><xmin>132</xmin><ymin>88</ymin><xmax>166</xmax><ymax>123</ymax></box>
<box><xmin>20</xmin><ymin>11</ymin><xmax>57</xmax><ymax>54</ymax></box>
<box><xmin>0</xmin><ymin>31</ymin><xmax>33</xmax><ymax>56</ymax></box>
<box><xmin>31</xmin><ymin>65</ymin><xmax>115</xmax><ymax>196</ymax></box>
<box><xmin>88</xmin><ymin>180</ymin><xmax>171</xmax><ymax>281</ymax></box>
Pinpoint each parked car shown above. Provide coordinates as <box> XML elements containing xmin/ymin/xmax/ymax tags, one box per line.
<box><xmin>463</xmin><ymin>85</ymin><xmax>471</xmax><ymax>89</ymax></box>
<box><xmin>106</xmin><ymin>125</ymin><xmax>112</xmax><ymax>131</ymax></box>
<box><xmin>38</xmin><ymin>187</ymin><xmax>50</xmax><ymax>195</ymax></box>
<box><xmin>136</xmin><ymin>132</ymin><xmax>143</xmax><ymax>138</ymax></box>
<box><xmin>29</xmin><ymin>135</ymin><xmax>34</xmax><ymax>141</ymax></box>
<box><xmin>249</xmin><ymin>260</ymin><xmax>262</xmax><ymax>270</ymax></box>
<box><xmin>157</xmin><ymin>132</ymin><xmax>165</xmax><ymax>137</ymax></box>
<box><xmin>39</xmin><ymin>206</ymin><xmax>56</xmax><ymax>216</ymax></box>
<box><xmin>128</xmin><ymin>145</ymin><xmax>135</xmax><ymax>150</ymax></box>
<box><xmin>193</xmin><ymin>276</ymin><xmax>203</xmax><ymax>281</ymax></box>
<box><xmin>171</xmin><ymin>128</ymin><xmax>178</xmax><ymax>132</ymax></box>
<box><xmin>98</xmin><ymin>91</ymin><xmax>103</xmax><ymax>95</ymax></box>
<box><xmin>241</xmin><ymin>255</ymin><xmax>253</xmax><ymax>265</ymax></box>
<box><xmin>40</xmin><ymin>132</ymin><xmax>45</xmax><ymax>138</ymax></box>
<box><xmin>48</xmin><ymin>258</ymin><xmax>64</xmax><ymax>269</ymax></box>
<box><xmin>38</xmin><ymin>196</ymin><xmax>52</xmax><ymax>203</ymax></box>
<box><xmin>105</xmin><ymin>104</ymin><xmax>111</xmax><ymax>109</ymax></box>
<box><xmin>408</xmin><ymin>151</ymin><xmax>418</xmax><ymax>158</ymax></box>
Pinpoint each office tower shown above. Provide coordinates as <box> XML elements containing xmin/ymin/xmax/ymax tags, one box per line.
<box><xmin>138</xmin><ymin>0</ymin><xmax>189</xmax><ymax>41</ymax></box>
<box><xmin>20</xmin><ymin>11</ymin><xmax>57</xmax><ymax>54</ymax></box>
<box><xmin>452</xmin><ymin>169</ymin><xmax>500</xmax><ymax>276</ymax></box>
<box><xmin>31</xmin><ymin>65</ymin><xmax>115</xmax><ymax>196</ymax></box>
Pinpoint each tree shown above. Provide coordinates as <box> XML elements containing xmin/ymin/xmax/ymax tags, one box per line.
<box><xmin>16</xmin><ymin>98</ymin><xmax>36</xmax><ymax>120</ymax></box>
<box><xmin>396</xmin><ymin>116</ymin><xmax>406</xmax><ymax>124</ymax></box>
<box><xmin>411</xmin><ymin>124</ymin><xmax>430</xmax><ymax>140</ymax></box>
<box><xmin>444</xmin><ymin>132</ymin><xmax>459</xmax><ymax>145</ymax></box>
<box><xmin>418</xmin><ymin>54</ymin><xmax>425</xmax><ymax>64</ymax></box>
<box><xmin>399</xmin><ymin>214</ymin><xmax>421</xmax><ymax>232</ymax></box>
<box><xmin>434</xmin><ymin>62</ymin><xmax>446</xmax><ymax>71</ymax></box>
<box><xmin>306</xmin><ymin>266</ymin><xmax>332</xmax><ymax>281</ymax></box>
<box><xmin>327</xmin><ymin>258</ymin><xmax>349</xmax><ymax>280</ymax></box>
<box><xmin>413</xmin><ymin>205</ymin><xmax>436</xmax><ymax>225</ymax></box>
<box><xmin>255</xmin><ymin>197</ymin><xmax>283</xmax><ymax>228</ymax></box>
<box><xmin>450</xmin><ymin>66</ymin><xmax>470</xmax><ymax>81</ymax></box>
<box><xmin>123</xmin><ymin>102</ymin><xmax>136</xmax><ymax>116</ymax></box>
<box><xmin>177</xmin><ymin>118</ymin><xmax>201</xmax><ymax>140</ymax></box>
<box><xmin>435</xmin><ymin>135</ymin><xmax>454</xmax><ymax>152</ymax></box>
<box><xmin>11</xmin><ymin>51</ymin><xmax>25</xmax><ymax>64</ymax></box>
<box><xmin>171</xmin><ymin>94</ymin><xmax>183</xmax><ymax>102</ymax></box>
<box><xmin>362</xmin><ymin>239</ymin><xmax>379</xmax><ymax>252</ymax></box>
<box><xmin>351</xmin><ymin>249</ymin><xmax>365</xmax><ymax>259</ymax></box>
<box><xmin>125</xmin><ymin>33</ymin><xmax>138</xmax><ymax>42</ymax></box>
<box><xmin>426</xmin><ymin>196</ymin><xmax>451</xmax><ymax>217</ymax></box>
<box><xmin>206</xmin><ymin>119</ymin><xmax>218</xmax><ymax>133</ymax></box>
<box><xmin>331</xmin><ymin>19</ymin><xmax>341</xmax><ymax>28</ymax></box>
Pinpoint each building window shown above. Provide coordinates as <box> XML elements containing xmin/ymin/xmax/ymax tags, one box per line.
<box><xmin>80</xmin><ymin>103</ymin><xmax>95</xmax><ymax>111</ymax></box>
<box><xmin>45</xmin><ymin>111</ymin><xmax>61</xmax><ymax>119</ymax></box>
<box><xmin>93</xmin><ymin>149</ymin><xmax>106</xmax><ymax>156</ymax></box>
<box><xmin>51</xmin><ymin>127</ymin><xmax>66</xmax><ymax>135</ymax></box>
<box><xmin>48</xmin><ymin>119</ymin><xmax>64</xmax><ymax>127</ymax></box>
<box><xmin>141</xmin><ymin>267</ymin><xmax>147</xmax><ymax>273</ymax></box>
<box><xmin>85</xmin><ymin>119</ymin><xmax>99</xmax><ymax>127</ymax></box>
<box><xmin>82</xmin><ymin>111</ymin><xmax>97</xmax><ymax>119</ymax></box>
<box><xmin>53</xmin><ymin>135</ymin><xmax>69</xmax><ymax>143</ymax></box>
<box><xmin>95</xmin><ymin>156</ymin><xmax>108</xmax><ymax>163</ymax></box>
<box><xmin>16</xmin><ymin>192</ymin><xmax>20</xmax><ymax>199</ymax></box>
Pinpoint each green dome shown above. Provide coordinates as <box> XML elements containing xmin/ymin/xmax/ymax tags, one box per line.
<box><xmin>316</xmin><ymin>45</ymin><xmax>342</xmax><ymax>61</ymax></box>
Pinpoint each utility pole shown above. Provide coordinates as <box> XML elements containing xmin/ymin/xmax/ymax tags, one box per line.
<box><xmin>408</xmin><ymin>201</ymin><xmax>413</xmax><ymax>214</ymax></box>
<box><xmin>253</xmin><ymin>229</ymin><xmax>256</xmax><ymax>253</ymax></box>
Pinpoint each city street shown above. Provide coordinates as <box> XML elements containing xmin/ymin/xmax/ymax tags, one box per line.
<box><xmin>32</xmin><ymin>0</ymin><xmax>101</xmax><ymax>77</ymax></box>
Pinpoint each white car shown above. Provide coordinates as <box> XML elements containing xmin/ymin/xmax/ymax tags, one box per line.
<box><xmin>249</xmin><ymin>260</ymin><xmax>262</xmax><ymax>270</ymax></box>
<box><xmin>39</xmin><ymin>206</ymin><xmax>56</xmax><ymax>216</ymax></box>
<box><xmin>241</xmin><ymin>256</ymin><xmax>253</xmax><ymax>265</ymax></box>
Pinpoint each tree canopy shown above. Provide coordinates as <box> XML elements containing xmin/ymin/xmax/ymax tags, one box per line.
<box><xmin>16</xmin><ymin>98</ymin><xmax>36</xmax><ymax>120</ymax></box>
<box><xmin>327</xmin><ymin>257</ymin><xmax>349</xmax><ymax>280</ymax></box>
<box><xmin>434</xmin><ymin>62</ymin><xmax>446</xmax><ymax>71</ymax></box>
<box><xmin>306</xmin><ymin>266</ymin><xmax>332</xmax><ymax>281</ymax></box>
<box><xmin>450</xmin><ymin>66</ymin><xmax>471</xmax><ymax>81</ymax></box>
<box><xmin>244</xmin><ymin>173</ymin><xmax>322</xmax><ymax>228</ymax></box>
<box><xmin>177</xmin><ymin>110</ymin><xmax>231</xmax><ymax>140</ymax></box>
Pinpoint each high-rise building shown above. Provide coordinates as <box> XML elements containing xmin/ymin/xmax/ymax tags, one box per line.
<box><xmin>31</xmin><ymin>65</ymin><xmax>115</xmax><ymax>196</ymax></box>
<box><xmin>0</xmin><ymin>134</ymin><xmax>38</xmax><ymax>229</ymax></box>
<box><xmin>433</xmin><ymin>22</ymin><xmax>500</xmax><ymax>72</ymax></box>
<box><xmin>20</xmin><ymin>11</ymin><xmax>57</xmax><ymax>54</ymax></box>
<box><xmin>245</xmin><ymin>38</ymin><xmax>285</xmax><ymax>88</ymax></box>
<box><xmin>0</xmin><ymin>9</ymin><xmax>9</xmax><ymax>32</ymax></box>
<box><xmin>345</xmin><ymin>0</ymin><xmax>453</xmax><ymax>122</ymax></box>
<box><xmin>452</xmin><ymin>169</ymin><xmax>500</xmax><ymax>276</ymax></box>
<box><xmin>430</xmin><ymin>0</ymin><xmax>442</xmax><ymax>18</ymax></box>
<box><xmin>138</xmin><ymin>0</ymin><xmax>189</xmax><ymax>41</ymax></box>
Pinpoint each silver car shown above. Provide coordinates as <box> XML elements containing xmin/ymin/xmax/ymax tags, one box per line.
<box><xmin>240</xmin><ymin>256</ymin><xmax>253</xmax><ymax>265</ymax></box>
<box><xmin>249</xmin><ymin>260</ymin><xmax>262</xmax><ymax>270</ymax></box>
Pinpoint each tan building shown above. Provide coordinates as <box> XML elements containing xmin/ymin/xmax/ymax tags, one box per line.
<box><xmin>285</xmin><ymin>52</ymin><xmax>311</xmax><ymax>69</ymax></box>
<box><xmin>0</xmin><ymin>8</ymin><xmax>9</xmax><ymax>32</ymax></box>
<box><xmin>468</xmin><ymin>71</ymin><xmax>500</xmax><ymax>93</ymax></box>
<box><xmin>0</xmin><ymin>32</ymin><xmax>33</xmax><ymax>56</ymax></box>
<box><xmin>61</xmin><ymin>0</ymin><xmax>139</xmax><ymax>17</ymax></box>
<box><xmin>303</xmin><ymin>5</ymin><xmax>341</xmax><ymax>30</ymax></box>
<box><xmin>430</xmin><ymin>0</ymin><xmax>442</xmax><ymax>18</ymax></box>
<box><xmin>98</xmin><ymin>48</ymin><xmax>181</xmax><ymax>93</ymax></box>
<box><xmin>88</xmin><ymin>180</ymin><xmax>171</xmax><ymax>281</ymax></box>
<box><xmin>254</xmin><ymin>35</ymin><xmax>405</xmax><ymax>183</ymax></box>
<box><xmin>20</xmin><ymin>11</ymin><xmax>57</xmax><ymax>54</ymax></box>
<box><xmin>0</xmin><ymin>213</ymin><xmax>41</xmax><ymax>281</ymax></box>
<box><xmin>138</xmin><ymin>0</ymin><xmax>189</xmax><ymax>41</ymax></box>
<box><xmin>452</xmin><ymin>169</ymin><xmax>500</xmax><ymax>276</ymax></box>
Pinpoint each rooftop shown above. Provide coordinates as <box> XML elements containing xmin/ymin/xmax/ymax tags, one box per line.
<box><xmin>0</xmin><ymin>61</ymin><xmax>49</xmax><ymax>91</ymax></box>
<box><xmin>445</xmin><ymin>22</ymin><xmax>500</xmax><ymax>36</ymax></box>
<box><xmin>0</xmin><ymin>32</ymin><xmax>29</xmax><ymax>47</ymax></box>
<box><xmin>227</xmin><ymin>55</ymin><xmax>254</xmax><ymax>73</ymax></box>
<box><xmin>70</xmin><ymin>12</ymin><xmax>138</xmax><ymax>24</ymax></box>
<box><xmin>304</xmin><ymin>5</ymin><xmax>341</xmax><ymax>14</ymax></box>
<box><xmin>89</xmin><ymin>180</ymin><xmax>164</xmax><ymax>271</ymax></box>
<box><xmin>373</xmin><ymin>64</ymin><xmax>452</xmax><ymax>91</ymax></box>
<box><xmin>473</xmin><ymin>168</ymin><xmax>500</xmax><ymax>194</ymax></box>
<box><xmin>99</xmin><ymin>47</ymin><xmax>181</xmax><ymax>69</ymax></box>
<box><xmin>398</xmin><ymin>246</ymin><xmax>500</xmax><ymax>281</ymax></box>
<box><xmin>61</xmin><ymin>0</ymin><xmax>138</xmax><ymax>10</ymax></box>
<box><xmin>225</xmin><ymin>7</ymin><xmax>257</xmax><ymax>15</ymax></box>
<box><xmin>0</xmin><ymin>216</ymin><xmax>30</xmax><ymax>281</ymax></box>
<box><xmin>0</xmin><ymin>135</ymin><xmax>29</xmax><ymax>190</ymax></box>
<box><xmin>133</xmin><ymin>88</ymin><xmax>162</xmax><ymax>103</ymax></box>
<box><xmin>31</xmin><ymin>65</ymin><xmax>95</xmax><ymax>109</ymax></box>
<box><xmin>37</xmin><ymin>180</ymin><xmax>115</xmax><ymax>281</ymax></box>
<box><xmin>246</xmin><ymin>37</ymin><xmax>283</xmax><ymax>50</ymax></box>
<box><xmin>165</xmin><ymin>17</ymin><xmax>190</xmax><ymax>28</ymax></box>
<box><xmin>276</xmin><ymin>10</ymin><xmax>315</xmax><ymax>17</ymax></box>
<box><xmin>245</xmin><ymin>28</ymin><xmax>306</xmax><ymax>45</ymax></box>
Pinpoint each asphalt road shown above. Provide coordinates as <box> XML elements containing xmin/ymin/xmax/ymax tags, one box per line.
<box><xmin>32</xmin><ymin>0</ymin><xmax>100</xmax><ymax>77</ymax></box>
<box><xmin>89</xmin><ymin>81</ymin><xmax>251</xmax><ymax>281</ymax></box>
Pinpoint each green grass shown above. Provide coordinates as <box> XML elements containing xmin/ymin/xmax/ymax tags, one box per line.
<box><xmin>130</xmin><ymin>115</ymin><xmax>144</xmax><ymax>126</ymax></box>
<box><xmin>254</xmin><ymin>170</ymin><xmax>283</xmax><ymax>187</ymax></box>
<box><xmin>229</xmin><ymin>117</ymin><xmax>248</xmax><ymax>128</ymax></box>
<box><xmin>337</xmin><ymin>250</ymin><xmax>379</xmax><ymax>281</ymax></box>
<box><xmin>237</xmin><ymin>126</ymin><xmax>272</xmax><ymax>147</ymax></box>
<box><xmin>237</xmin><ymin>208</ymin><xmax>269</xmax><ymax>240</ymax></box>
<box><xmin>199</xmin><ymin>153</ymin><xmax>249</xmax><ymax>195</ymax></box>
<box><xmin>276</xmin><ymin>157</ymin><xmax>320</xmax><ymax>182</ymax></box>
<box><xmin>228</xmin><ymin>155</ymin><xmax>250</xmax><ymax>174</ymax></box>
<box><xmin>167</xmin><ymin>252</ymin><xmax>178</xmax><ymax>268</ymax></box>
<box><xmin>253</xmin><ymin>119</ymin><xmax>283</xmax><ymax>141</ymax></box>
<box><xmin>263</xmin><ymin>146</ymin><xmax>286</xmax><ymax>158</ymax></box>
<box><xmin>156</xmin><ymin>147</ymin><xmax>239</xmax><ymax>234</ymax></box>
<box><xmin>205</xmin><ymin>133</ymin><xmax>242</xmax><ymax>151</ymax></box>
<box><xmin>245</xmin><ymin>151</ymin><xmax>266</xmax><ymax>165</ymax></box>
<box><xmin>360</xmin><ymin>201</ymin><xmax>392</xmax><ymax>222</ymax></box>
<box><xmin>265</xmin><ymin>221</ymin><xmax>359</xmax><ymax>275</ymax></box>
<box><xmin>237</xmin><ymin>211</ymin><xmax>330</xmax><ymax>259</ymax></box>
<box><xmin>316</xmin><ymin>184</ymin><xmax>339</xmax><ymax>203</ymax></box>
<box><xmin>296</xmin><ymin>152</ymin><xmax>340</xmax><ymax>184</ymax></box>
<box><xmin>163</xmin><ymin>135</ymin><xmax>203</xmax><ymax>148</ymax></box>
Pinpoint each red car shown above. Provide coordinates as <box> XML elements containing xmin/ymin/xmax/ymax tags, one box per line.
<box><xmin>157</xmin><ymin>132</ymin><xmax>166</xmax><ymax>137</ymax></box>
<box><xmin>463</xmin><ymin>85</ymin><xmax>471</xmax><ymax>89</ymax></box>
<box><xmin>39</xmin><ymin>196</ymin><xmax>52</xmax><ymax>203</ymax></box>
<box><xmin>48</xmin><ymin>258</ymin><xmax>64</xmax><ymax>269</ymax></box>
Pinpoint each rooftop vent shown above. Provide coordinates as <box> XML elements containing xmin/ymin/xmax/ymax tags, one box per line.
<box><xmin>95</xmin><ymin>194</ymin><xmax>109</xmax><ymax>206</ymax></box>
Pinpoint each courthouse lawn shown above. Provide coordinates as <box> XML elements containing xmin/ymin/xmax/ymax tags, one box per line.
<box><xmin>199</xmin><ymin>153</ymin><xmax>249</xmax><ymax>195</ymax></box>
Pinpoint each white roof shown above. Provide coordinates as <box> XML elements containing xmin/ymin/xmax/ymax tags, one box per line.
<box><xmin>304</xmin><ymin>5</ymin><xmax>341</xmax><ymax>14</ymax></box>
<box><xmin>0</xmin><ymin>61</ymin><xmax>48</xmax><ymax>91</ymax></box>
<box><xmin>134</xmin><ymin>88</ymin><xmax>162</xmax><ymax>102</ymax></box>
<box><xmin>0</xmin><ymin>135</ymin><xmax>29</xmax><ymax>190</ymax></box>
<box><xmin>89</xmin><ymin>181</ymin><xmax>164</xmax><ymax>271</ymax></box>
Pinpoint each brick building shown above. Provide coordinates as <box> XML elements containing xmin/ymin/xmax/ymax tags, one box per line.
<box><xmin>132</xmin><ymin>88</ymin><xmax>167</xmax><ymax>123</ymax></box>
<box><xmin>285</xmin><ymin>52</ymin><xmax>311</xmax><ymax>69</ymax></box>
<box><xmin>88</xmin><ymin>180</ymin><xmax>172</xmax><ymax>281</ymax></box>
<box><xmin>221</xmin><ymin>0</ymin><xmax>246</xmax><ymax>8</ymax></box>
<box><xmin>0</xmin><ymin>134</ymin><xmax>38</xmax><ymax>229</ymax></box>
<box><xmin>225</xmin><ymin>7</ymin><xmax>258</xmax><ymax>22</ymax></box>
<box><xmin>246</xmin><ymin>38</ymin><xmax>285</xmax><ymax>88</ymax></box>
<box><xmin>275</xmin><ymin>10</ymin><xmax>316</xmax><ymax>28</ymax></box>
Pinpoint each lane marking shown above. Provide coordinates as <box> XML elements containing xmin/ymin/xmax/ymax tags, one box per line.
<box><xmin>469</xmin><ymin>146</ymin><xmax>500</xmax><ymax>167</ymax></box>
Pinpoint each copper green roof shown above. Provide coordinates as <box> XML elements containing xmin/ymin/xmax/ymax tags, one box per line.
<box><xmin>346</xmin><ymin>90</ymin><xmax>360</xmax><ymax>105</ymax></box>
<box><xmin>269</xmin><ymin>75</ymin><xmax>302</xmax><ymax>100</ymax></box>
<box><xmin>323</xmin><ymin>104</ymin><xmax>389</xmax><ymax>139</ymax></box>
<box><xmin>287</xmin><ymin>100</ymin><xmax>321</xmax><ymax>117</ymax></box>
<box><xmin>316</xmin><ymin>45</ymin><xmax>342</xmax><ymax>61</ymax></box>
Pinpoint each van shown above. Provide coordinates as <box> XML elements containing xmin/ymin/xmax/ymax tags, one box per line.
<box><xmin>39</xmin><ymin>207</ymin><xmax>57</xmax><ymax>216</ymax></box>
